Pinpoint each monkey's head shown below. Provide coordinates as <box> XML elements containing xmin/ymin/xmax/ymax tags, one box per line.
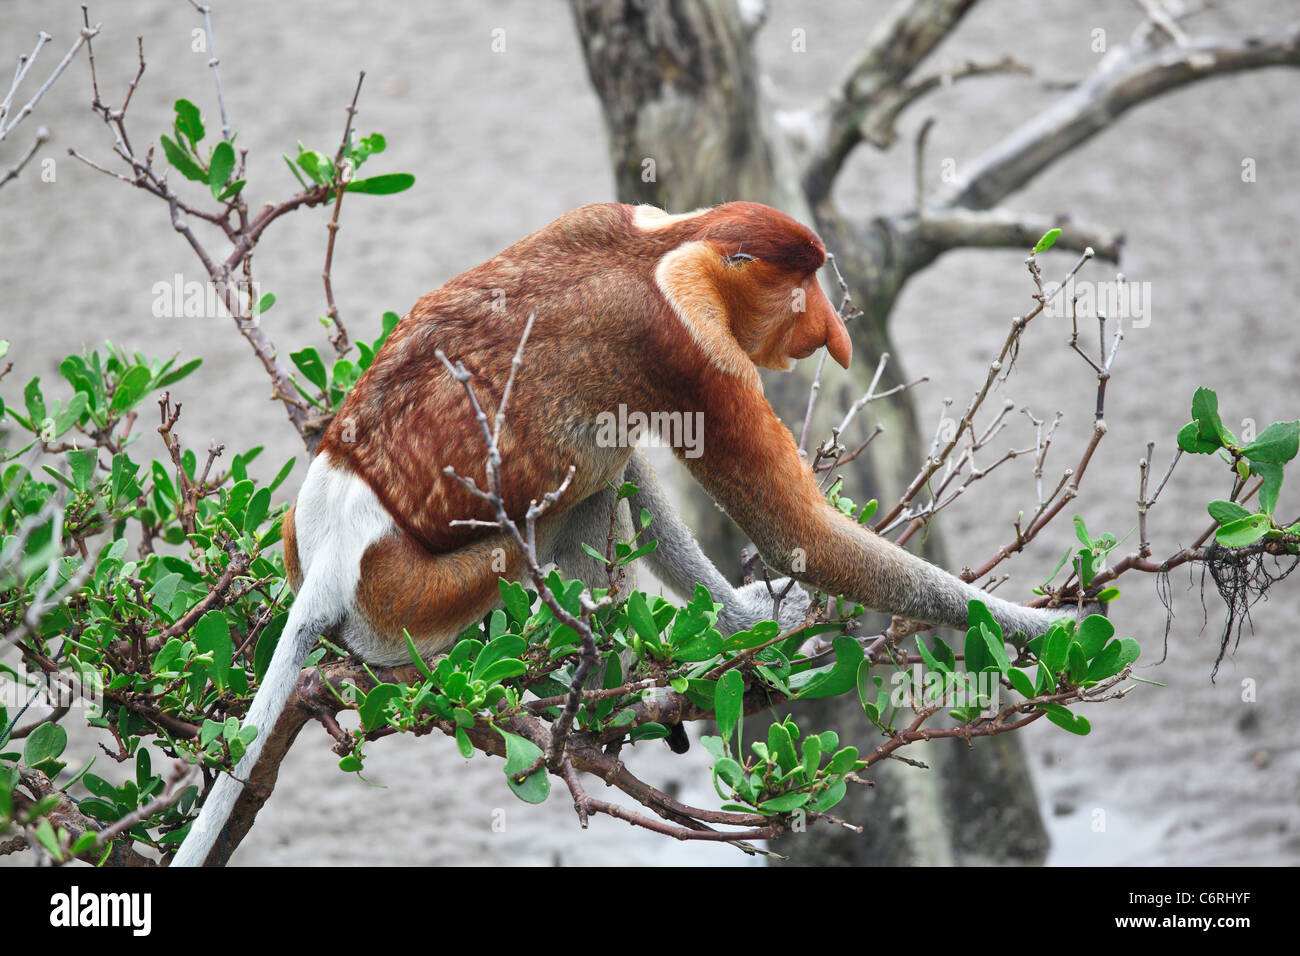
<box><xmin>634</xmin><ymin>201</ymin><xmax>853</xmax><ymax>374</ymax></box>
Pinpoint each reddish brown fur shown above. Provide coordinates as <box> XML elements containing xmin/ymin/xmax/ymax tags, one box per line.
<box><xmin>313</xmin><ymin>201</ymin><xmax>882</xmax><ymax>650</ymax></box>
<box><xmin>356</xmin><ymin>532</ymin><xmax>524</xmax><ymax>648</ymax></box>
<box><xmin>282</xmin><ymin>504</ymin><xmax>302</xmax><ymax>592</ymax></box>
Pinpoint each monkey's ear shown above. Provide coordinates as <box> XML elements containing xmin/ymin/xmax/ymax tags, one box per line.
<box><xmin>789</xmin><ymin>278</ymin><xmax>852</xmax><ymax>369</ymax></box>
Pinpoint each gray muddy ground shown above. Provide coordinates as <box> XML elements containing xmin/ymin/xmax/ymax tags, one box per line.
<box><xmin>2</xmin><ymin>0</ymin><xmax>1298</xmax><ymax>865</ymax></box>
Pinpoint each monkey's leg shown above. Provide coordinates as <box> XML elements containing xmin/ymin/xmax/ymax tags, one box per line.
<box><xmin>348</xmin><ymin>528</ymin><xmax>531</xmax><ymax>665</ymax></box>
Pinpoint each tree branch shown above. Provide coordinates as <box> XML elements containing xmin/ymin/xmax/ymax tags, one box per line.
<box><xmin>942</xmin><ymin>25</ymin><xmax>1300</xmax><ymax>211</ymax></box>
<box><xmin>802</xmin><ymin>0</ymin><xmax>979</xmax><ymax>201</ymax></box>
<box><xmin>905</xmin><ymin>206</ymin><xmax>1124</xmax><ymax>265</ymax></box>
<box><xmin>860</xmin><ymin>55</ymin><xmax>1032</xmax><ymax>150</ymax></box>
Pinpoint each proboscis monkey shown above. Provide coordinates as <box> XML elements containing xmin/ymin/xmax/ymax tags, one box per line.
<box><xmin>173</xmin><ymin>201</ymin><xmax>1076</xmax><ymax>866</ymax></box>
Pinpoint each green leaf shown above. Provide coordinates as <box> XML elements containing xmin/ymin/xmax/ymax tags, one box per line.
<box><xmin>855</xmin><ymin>659</ymin><xmax>877</xmax><ymax>716</ymax></box>
<box><xmin>498</xmin><ymin>730</ymin><xmax>549</xmax><ymax>804</ymax></box>
<box><xmin>193</xmin><ymin>611</ymin><xmax>234</xmax><ymax>694</ymax></box>
<box><xmin>857</xmin><ymin>498</ymin><xmax>878</xmax><ymax>523</ymax></box>
<box><xmin>964</xmin><ymin>624</ymin><xmax>992</xmax><ymax>675</ymax></box>
<box><xmin>155</xmin><ymin>357</ymin><xmax>202</xmax><ymax>390</ymax></box>
<box><xmin>296</xmin><ymin>148</ymin><xmax>334</xmax><ymax>185</ymax></box>
<box><xmin>1215</xmin><ymin>514</ymin><xmax>1270</xmax><ymax>547</ymax></box>
<box><xmin>713</xmin><ymin>757</ymin><xmax>745</xmax><ymax>796</ymax></box>
<box><xmin>979</xmin><ymin>623</ymin><xmax>1011</xmax><ymax>673</ymax></box>
<box><xmin>149</xmin><ymin>572</ymin><xmax>183</xmax><ymax>618</ymax></box>
<box><xmin>809</xmin><ymin>779</ymin><xmax>847</xmax><ymax>812</ymax></box>
<box><xmin>1067</xmin><ymin>642</ymin><xmax>1088</xmax><ymax>684</ymax></box>
<box><xmin>455</xmin><ymin>726</ymin><xmax>473</xmax><ymax>758</ymax></box>
<box><xmin>243</xmin><ymin>486</ymin><xmax>271</xmax><ymax>532</ymax></box>
<box><xmin>290</xmin><ymin>347</ymin><xmax>329</xmax><ymax>393</ymax></box>
<box><xmin>24</xmin><ymin>376</ymin><xmax>46</xmax><ymax>425</ymax></box>
<box><xmin>798</xmin><ymin>636</ymin><xmax>864</xmax><ymax>699</ymax></box>
<box><xmin>498</xmin><ymin>580</ymin><xmax>532</xmax><ymax>624</ymax></box>
<box><xmin>767</xmin><ymin>722</ymin><xmax>799</xmax><ymax>773</ymax></box>
<box><xmin>160</xmin><ymin>133</ymin><xmax>208</xmax><ymax>183</ymax></box>
<box><xmin>24</xmin><ymin>721</ymin><xmax>68</xmax><ymax>773</ymax></box>
<box><xmin>52</xmin><ymin>392</ymin><xmax>88</xmax><ymax>436</ymax></box>
<box><xmin>345</xmin><ymin>173</ymin><xmax>416</xmax><ymax>195</ymax></box>
<box><xmin>358</xmin><ymin>684</ymin><xmax>402</xmax><ymax>731</ymax></box>
<box><xmin>267</xmin><ymin>457</ymin><xmax>296</xmax><ymax>494</ymax></box>
<box><xmin>1073</xmin><ymin>515</ymin><xmax>1092</xmax><ymax>548</ymax></box>
<box><xmin>1191</xmin><ymin>387</ymin><xmax>1235</xmax><ymax>447</ymax></box>
<box><xmin>1007</xmin><ymin>667</ymin><xmax>1036</xmax><ymax>698</ymax></box>
<box><xmin>1241</xmin><ymin>420</ymin><xmax>1299</xmax><ymax>464</ymax></box>
<box><xmin>825</xmin><ymin>745</ymin><xmax>859</xmax><ymax>775</ymax></box>
<box><xmin>174</xmin><ymin>98</ymin><xmax>205</xmax><ymax>147</ymax></box>
<box><xmin>1032</xmin><ymin>228</ymin><xmax>1062</xmax><ymax>254</ymax></box>
<box><xmin>348</xmin><ymin>131</ymin><xmax>387</xmax><ymax>165</ymax></box>
<box><xmin>110</xmin><ymin>365</ymin><xmax>152</xmax><ymax>413</ymax></box>
<box><xmin>70</xmin><ymin>832</ymin><xmax>100</xmax><ymax>854</ymax></box>
<box><xmin>1043</xmin><ymin>623</ymin><xmax>1070</xmax><ymax>674</ymax></box>
<box><xmin>1041</xmin><ymin>703</ymin><xmax>1091</xmax><ymax>735</ymax></box>
<box><xmin>1208</xmin><ymin>499</ymin><xmax>1253</xmax><ymax>525</ymax></box>
<box><xmin>629</xmin><ymin>722</ymin><xmax>670</xmax><ymax>742</ymax></box>
<box><xmin>472</xmin><ymin>635</ymin><xmax>527</xmax><ymax>682</ymax></box>
<box><xmin>208</xmin><ymin>141</ymin><xmax>235</xmax><ymax>197</ymax></box>
<box><xmin>283</xmin><ymin>154</ymin><xmax>309</xmax><ymax>188</ymax></box>
<box><xmin>66</xmin><ymin>448</ymin><xmax>97</xmax><ymax>492</ymax></box>
<box><xmin>1249</xmin><ymin>461</ymin><xmax>1284</xmax><ymax>516</ymax></box>
<box><xmin>477</xmin><ymin>659</ymin><xmax>526</xmax><ymax>684</ymax></box>
<box><xmin>33</xmin><ymin>819</ymin><xmax>62</xmax><ymax>858</ymax></box>
<box><xmin>1085</xmin><ymin>637</ymin><xmax>1140</xmax><ymax>681</ymax></box>
<box><xmin>801</xmin><ymin>734</ymin><xmax>823</xmax><ymax>779</ymax></box>
<box><xmin>254</xmin><ymin>614</ymin><xmax>286</xmax><ymax>682</ymax></box>
<box><xmin>1177</xmin><ymin>421</ymin><xmax>1219</xmax><ymax>455</ymax></box>
<box><xmin>1075</xmin><ymin>614</ymin><xmax>1115</xmax><ymax>660</ymax></box>
<box><xmin>715</xmin><ymin>669</ymin><xmax>745</xmax><ymax>741</ymax></box>
<box><xmin>627</xmin><ymin>592</ymin><xmax>663</xmax><ymax>648</ymax></box>
<box><xmin>759</xmin><ymin>792</ymin><xmax>811</xmax><ymax>813</ymax></box>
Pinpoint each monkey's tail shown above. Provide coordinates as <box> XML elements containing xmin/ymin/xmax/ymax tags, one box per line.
<box><xmin>170</xmin><ymin>593</ymin><xmax>332</xmax><ymax>867</ymax></box>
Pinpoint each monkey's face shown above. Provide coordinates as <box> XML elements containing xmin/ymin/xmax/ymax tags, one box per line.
<box><xmin>638</xmin><ymin>201</ymin><xmax>853</xmax><ymax>375</ymax></box>
<box><xmin>711</xmin><ymin>253</ymin><xmax>852</xmax><ymax>373</ymax></box>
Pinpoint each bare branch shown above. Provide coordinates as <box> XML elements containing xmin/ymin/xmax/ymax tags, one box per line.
<box><xmin>861</xmin><ymin>55</ymin><xmax>1033</xmax><ymax>150</ymax></box>
<box><xmin>0</xmin><ymin>21</ymin><xmax>100</xmax><ymax>142</ymax></box>
<box><xmin>0</xmin><ymin>124</ymin><xmax>48</xmax><ymax>190</ymax></box>
<box><xmin>908</xmin><ymin>207</ymin><xmax>1124</xmax><ymax>263</ymax></box>
<box><xmin>943</xmin><ymin>25</ymin><xmax>1300</xmax><ymax>211</ymax></box>
<box><xmin>802</xmin><ymin>0</ymin><xmax>979</xmax><ymax>200</ymax></box>
<box><xmin>185</xmin><ymin>1</ymin><xmax>230</xmax><ymax>141</ymax></box>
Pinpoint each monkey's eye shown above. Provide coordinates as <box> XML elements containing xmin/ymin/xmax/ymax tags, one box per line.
<box><xmin>723</xmin><ymin>252</ymin><xmax>756</xmax><ymax>266</ymax></box>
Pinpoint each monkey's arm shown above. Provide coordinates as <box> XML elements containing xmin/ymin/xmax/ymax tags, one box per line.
<box><xmin>679</xmin><ymin>383</ymin><xmax>1071</xmax><ymax>642</ymax></box>
<box><xmin>622</xmin><ymin>451</ymin><xmax>811</xmax><ymax>634</ymax></box>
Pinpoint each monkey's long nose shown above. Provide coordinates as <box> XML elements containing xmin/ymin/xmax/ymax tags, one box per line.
<box><xmin>825</xmin><ymin>309</ymin><xmax>852</xmax><ymax>369</ymax></box>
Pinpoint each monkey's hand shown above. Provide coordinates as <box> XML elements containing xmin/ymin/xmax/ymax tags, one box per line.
<box><xmin>718</xmin><ymin>578</ymin><xmax>813</xmax><ymax>636</ymax></box>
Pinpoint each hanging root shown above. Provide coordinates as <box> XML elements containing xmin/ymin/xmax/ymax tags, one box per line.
<box><xmin>1204</xmin><ymin>542</ymin><xmax>1299</xmax><ymax>680</ymax></box>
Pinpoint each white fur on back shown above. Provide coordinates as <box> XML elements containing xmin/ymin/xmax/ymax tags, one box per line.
<box><xmin>633</xmin><ymin>204</ymin><xmax>708</xmax><ymax>230</ymax></box>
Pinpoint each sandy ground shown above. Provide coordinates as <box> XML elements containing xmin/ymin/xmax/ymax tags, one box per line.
<box><xmin>2</xmin><ymin>0</ymin><xmax>1298</xmax><ymax>866</ymax></box>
